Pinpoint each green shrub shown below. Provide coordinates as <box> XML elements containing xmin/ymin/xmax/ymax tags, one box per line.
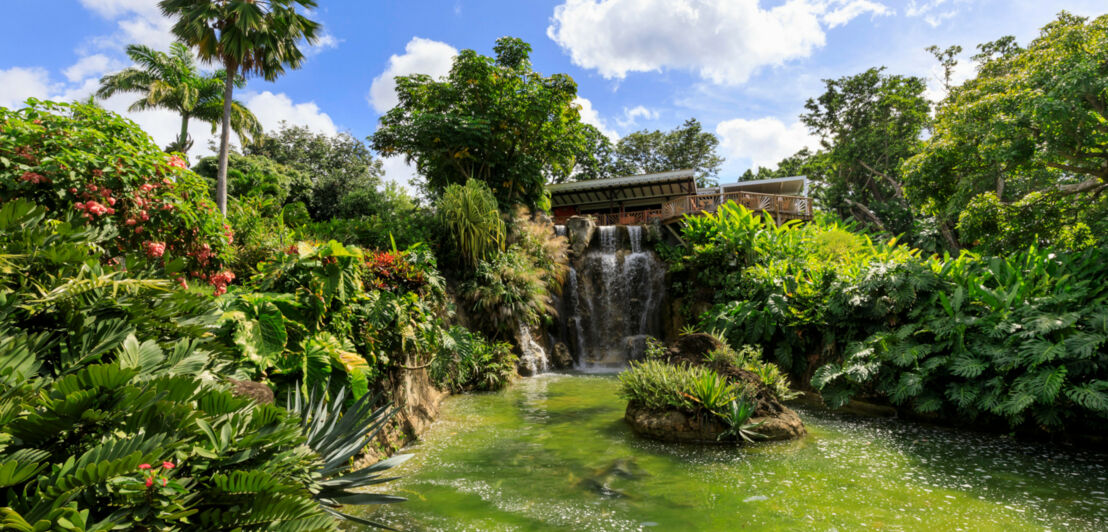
<box><xmin>0</xmin><ymin>100</ymin><xmax>233</xmax><ymax>286</ymax></box>
<box><xmin>440</xmin><ymin>179</ymin><xmax>505</xmax><ymax>268</ymax></box>
<box><xmin>675</xmin><ymin>201</ymin><xmax>1108</xmax><ymax>433</ymax></box>
<box><xmin>226</xmin><ymin>195</ymin><xmax>296</xmax><ymax>274</ymax></box>
<box><xmin>618</xmin><ymin>360</ymin><xmax>748</xmax><ymax>417</ymax></box>
<box><xmin>0</xmin><ymin>200</ymin><xmax>406</xmax><ymax>530</ymax></box>
<box><xmin>431</xmin><ymin>326</ymin><xmax>517</xmax><ymax>392</ymax></box>
<box><xmin>462</xmin><ymin>245</ymin><xmax>552</xmax><ymax>338</ymax></box>
<box><xmin>193</xmin><ymin>152</ymin><xmax>311</xmax><ymax>207</ymax></box>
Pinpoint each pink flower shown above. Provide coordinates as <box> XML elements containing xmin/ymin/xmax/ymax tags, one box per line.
<box><xmin>145</xmin><ymin>477</ymin><xmax>153</xmax><ymax>487</ymax></box>
<box><xmin>177</xmin><ymin>277</ymin><xmax>188</xmax><ymax>289</ymax></box>
<box><xmin>139</xmin><ymin>464</ymin><xmax>152</xmax><ymax>470</ymax></box>
<box><xmin>163</xmin><ymin>478</ymin><xmax>167</xmax><ymax>487</ymax></box>
<box><xmin>162</xmin><ymin>461</ymin><xmax>175</xmax><ymax>469</ymax></box>
<box><xmin>140</xmin><ymin>183</ymin><xmax>155</xmax><ymax>192</ymax></box>
<box><xmin>73</xmin><ymin>202</ymin><xmax>86</xmax><ymax>211</ymax></box>
<box><xmin>167</xmin><ymin>155</ymin><xmax>187</xmax><ymax>169</ymax></box>
<box><xmin>125</xmin><ymin>218</ymin><xmax>136</xmax><ymax>226</ymax></box>
<box><xmin>108</xmin><ymin>197</ymin><xmax>116</xmax><ymax>206</ymax></box>
<box><xmin>144</xmin><ymin>241</ymin><xmax>166</xmax><ymax>258</ymax></box>
<box><xmin>19</xmin><ymin>172</ymin><xmax>48</xmax><ymax>184</ymax></box>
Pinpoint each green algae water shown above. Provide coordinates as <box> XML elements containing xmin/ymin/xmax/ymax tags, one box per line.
<box><xmin>357</xmin><ymin>374</ymin><xmax>1107</xmax><ymax>531</ymax></box>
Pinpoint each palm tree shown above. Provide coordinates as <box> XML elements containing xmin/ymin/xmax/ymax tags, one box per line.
<box><xmin>97</xmin><ymin>43</ymin><xmax>261</xmax><ymax>155</ymax></box>
<box><xmin>159</xmin><ymin>0</ymin><xmax>320</xmax><ymax>215</ymax></box>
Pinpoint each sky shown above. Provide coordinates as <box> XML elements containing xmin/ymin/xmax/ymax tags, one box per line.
<box><xmin>1</xmin><ymin>0</ymin><xmax>1104</xmax><ymax>188</ymax></box>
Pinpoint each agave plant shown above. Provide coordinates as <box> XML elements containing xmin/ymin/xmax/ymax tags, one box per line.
<box><xmin>289</xmin><ymin>384</ymin><xmax>411</xmax><ymax>529</ymax></box>
<box><xmin>716</xmin><ymin>398</ymin><xmax>767</xmax><ymax>444</ymax></box>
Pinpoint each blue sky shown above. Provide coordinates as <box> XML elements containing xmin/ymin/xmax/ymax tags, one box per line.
<box><xmin>1</xmin><ymin>1</ymin><xmax>1103</xmax><ymax>187</ymax></box>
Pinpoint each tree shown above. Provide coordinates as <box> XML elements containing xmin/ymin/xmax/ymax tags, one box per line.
<box><xmin>547</xmin><ymin>123</ymin><xmax>618</xmax><ymax>184</ymax></box>
<box><xmin>903</xmin><ymin>12</ymin><xmax>1108</xmax><ymax>251</ymax></box>
<box><xmin>372</xmin><ymin>37</ymin><xmax>587</xmax><ymax>210</ymax></box>
<box><xmin>246</xmin><ymin>123</ymin><xmax>384</xmax><ymax>220</ymax></box>
<box><xmin>612</xmin><ymin>118</ymin><xmax>723</xmax><ymax>186</ymax></box>
<box><xmin>96</xmin><ymin>43</ymin><xmax>260</xmax><ymax>154</ymax></box>
<box><xmin>801</xmin><ymin>68</ymin><xmax>931</xmax><ymax>241</ymax></box>
<box><xmin>740</xmin><ymin>147</ymin><xmax>820</xmax><ymax>181</ymax></box>
<box><xmin>192</xmin><ymin>151</ymin><xmax>311</xmax><ymax>206</ymax></box>
<box><xmin>159</xmin><ymin>0</ymin><xmax>320</xmax><ymax>215</ymax></box>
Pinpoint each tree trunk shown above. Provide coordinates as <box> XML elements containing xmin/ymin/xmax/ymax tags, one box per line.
<box><xmin>216</xmin><ymin>65</ymin><xmax>236</xmax><ymax>215</ymax></box>
<box><xmin>178</xmin><ymin>114</ymin><xmax>190</xmax><ymax>153</ymax></box>
<box><xmin>938</xmin><ymin>220</ymin><xmax>961</xmax><ymax>255</ymax></box>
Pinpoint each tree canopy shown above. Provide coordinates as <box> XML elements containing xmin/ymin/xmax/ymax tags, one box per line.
<box><xmin>801</xmin><ymin>67</ymin><xmax>931</xmax><ymax>240</ymax></box>
<box><xmin>612</xmin><ymin>118</ymin><xmax>724</xmax><ymax>187</ymax></box>
<box><xmin>372</xmin><ymin>37</ymin><xmax>587</xmax><ymax>211</ymax></box>
<box><xmin>904</xmin><ymin>12</ymin><xmax>1108</xmax><ymax>252</ymax></box>
<box><xmin>246</xmin><ymin>123</ymin><xmax>384</xmax><ymax>220</ymax></box>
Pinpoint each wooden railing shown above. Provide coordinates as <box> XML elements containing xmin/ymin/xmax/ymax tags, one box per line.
<box><xmin>554</xmin><ymin>192</ymin><xmax>811</xmax><ymax>225</ymax></box>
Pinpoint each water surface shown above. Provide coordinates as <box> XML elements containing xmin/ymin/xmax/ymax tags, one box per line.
<box><xmin>359</xmin><ymin>374</ymin><xmax>1107</xmax><ymax>531</ymax></box>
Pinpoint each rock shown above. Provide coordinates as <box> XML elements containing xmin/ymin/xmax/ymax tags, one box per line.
<box><xmin>671</xmin><ymin>333</ymin><xmax>724</xmax><ymax>360</ymax></box>
<box><xmin>552</xmin><ymin>342</ymin><xmax>574</xmax><ymax>369</ymax></box>
<box><xmin>566</xmin><ymin>216</ymin><xmax>596</xmax><ymax>257</ymax></box>
<box><xmin>750</xmin><ymin>408</ymin><xmax>806</xmax><ymax>440</ymax></box>
<box><xmin>228</xmin><ymin>379</ymin><xmax>274</xmax><ymax>405</ymax></box>
<box><xmin>625</xmin><ymin>402</ymin><xmax>806</xmax><ymax>443</ymax></box>
<box><xmin>624</xmin><ymin>402</ymin><xmax>728</xmax><ymax>443</ymax></box>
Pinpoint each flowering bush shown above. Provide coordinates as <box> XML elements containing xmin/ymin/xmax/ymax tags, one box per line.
<box><xmin>0</xmin><ymin>99</ymin><xmax>232</xmax><ymax>284</ymax></box>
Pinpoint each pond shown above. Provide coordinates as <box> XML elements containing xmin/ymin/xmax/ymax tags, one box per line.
<box><xmin>357</xmin><ymin>373</ymin><xmax>1108</xmax><ymax>531</ymax></box>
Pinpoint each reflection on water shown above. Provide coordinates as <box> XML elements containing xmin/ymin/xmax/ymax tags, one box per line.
<box><xmin>355</xmin><ymin>374</ymin><xmax>1108</xmax><ymax>531</ymax></box>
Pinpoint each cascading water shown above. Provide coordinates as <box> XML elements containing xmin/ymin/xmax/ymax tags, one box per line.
<box><xmin>553</xmin><ymin>224</ymin><xmax>666</xmax><ymax>369</ymax></box>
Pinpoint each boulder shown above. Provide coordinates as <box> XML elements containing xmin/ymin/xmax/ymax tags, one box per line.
<box><xmin>552</xmin><ymin>341</ymin><xmax>574</xmax><ymax>369</ymax></box>
<box><xmin>668</xmin><ymin>333</ymin><xmax>724</xmax><ymax>361</ymax></box>
<box><xmin>624</xmin><ymin>401</ymin><xmax>806</xmax><ymax>444</ymax></box>
<box><xmin>228</xmin><ymin>379</ymin><xmax>275</xmax><ymax>405</ymax></box>
<box><xmin>625</xmin><ymin>403</ymin><xmax>729</xmax><ymax>443</ymax></box>
<box><xmin>566</xmin><ymin>216</ymin><xmax>596</xmax><ymax>256</ymax></box>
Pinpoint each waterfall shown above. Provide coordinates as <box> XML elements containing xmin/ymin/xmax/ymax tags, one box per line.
<box><xmin>517</xmin><ymin>322</ymin><xmax>549</xmax><ymax>376</ymax></box>
<box><xmin>555</xmin><ymin>225</ymin><xmax>666</xmax><ymax>370</ymax></box>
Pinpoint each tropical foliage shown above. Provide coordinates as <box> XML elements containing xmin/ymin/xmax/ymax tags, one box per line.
<box><xmin>439</xmin><ymin>179</ymin><xmax>505</xmax><ymax>268</ymax></box>
<box><xmin>1</xmin><ymin>100</ymin><xmax>234</xmax><ymax>289</ymax></box>
<box><xmin>674</xmin><ymin>201</ymin><xmax>1108</xmax><ymax>433</ymax></box>
<box><xmin>0</xmin><ymin>198</ymin><xmax>406</xmax><ymax>530</ymax></box>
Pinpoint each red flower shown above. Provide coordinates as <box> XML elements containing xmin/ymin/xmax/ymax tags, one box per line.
<box><xmin>19</xmin><ymin>172</ymin><xmax>48</xmax><ymax>184</ymax></box>
<box><xmin>145</xmin><ymin>477</ymin><xmax>153</xmax><ymax>487</ymax></box>
<box><xmin>167</xmin><ymin>155</ymin><xmax>187</xmax><ymax>169</ymax></box>
<box><xmin>139</xmin><ymin>464</ymin><xmax>152</xmax><ymax>470</ymax></box>
<box><xmin>162</xmin><ymin>461</ymin><xmax>175</xmax><ymax>469</ymax></box>
<box><xmin>144</xmin><ymin>241</ymin><xmax>166</xmax><ymax>258</ymax></box>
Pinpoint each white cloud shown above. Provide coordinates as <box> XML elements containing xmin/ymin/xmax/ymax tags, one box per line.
<box><xmin>824</xmin><ymin>0</ymin><xmax>892</xmax><ymax>28</ymax></box>
<box><xmin>63</xmin><ymin>54</ymin><xmax>120</xmax><ymax>83</ymax></box>
<box><xmin>573</xmin><ymin>97</ymin><xmax>618</xmax><ymax>140</ymax></box>
<box><xmin>368</xmin><ymin>37</ymin><xmax>457</xmax><ymax>113</ymax></box>
<box><xmin>79</xmin><ymin>0</ymin><xmax>176</xmax><ymax>51</ymax></box>
<box><xmin>243</xmin><ymin>91</ymin><xmax>338</xmax><ymax>136</ymax></box>
<box><xmin>716</xmin><ymin>117</ymin><xmax>818</xmax><ymax>171</ymax></box>
<box><xmin>617</xmin><ymin>105</ymin><xmax>659</xmax><ymax>128</ymax></box>
<box><xmin>307</xmin><ymin>32</ymin><xmax>342</xmax><ymax>56</ymax></box>
<box><xmin>547</xmin><ymin>0</ymin><xmax>890</xmax><ymax>86</ymax></box>
<box><xmin>0</xmin><ymin>67</ymin><xmax>57</xmax><ymax>108</ymax></box>
<box><xmin>380</xmin><ymin>156</ymin><xmax>419</xmax><ymax>191</ymax></box>
<box><xmin>906</xmin><ymin>0</ymin><xmax>970</xmax><ymax>27</ymax></box>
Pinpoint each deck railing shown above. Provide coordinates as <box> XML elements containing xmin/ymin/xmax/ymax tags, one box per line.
<box><xmin>554</xmin><ymin>191</ymin><xmax>812</xmax><ymax>225</ymax></box>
